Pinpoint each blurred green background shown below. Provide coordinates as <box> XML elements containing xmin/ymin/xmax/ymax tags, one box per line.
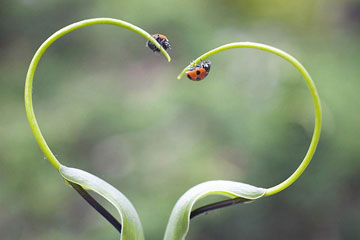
<box><xmin>1</xmin><ymin>0</ymin><xmax>360</xmax><ymax>239</ymax></box>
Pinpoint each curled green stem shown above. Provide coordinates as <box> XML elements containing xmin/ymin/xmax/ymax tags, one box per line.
<box><xmin>25</xmin><ymin>18</ymin><xmax>171</xmax><ymax>172</ymax></box>
<box><xmin>178</xmin><ymin>42</ymin><xmax>322</xmax><ymax>197</ymax></box>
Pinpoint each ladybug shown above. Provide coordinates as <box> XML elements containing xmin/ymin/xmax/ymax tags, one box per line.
<box><xmin>186</xmin><ymin>60</ymin><xmax>211</xmax><ymax>81</ymax></box>
<box><xmin>146</xmin><ymin>34</ymin><xmax>171</xmax><ymax>52</ymax></box>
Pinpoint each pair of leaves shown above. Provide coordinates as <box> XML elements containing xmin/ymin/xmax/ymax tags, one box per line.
<box><xmin>60</xmin><ymin>165</ymin><xmax>265</xmax><ymax>240</ymax></box>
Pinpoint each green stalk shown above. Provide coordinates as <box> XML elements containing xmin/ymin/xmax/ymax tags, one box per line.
<box><xmin>25</xmin><ymin>18</ymin><xmax>171</xmax><ymax>171</ymax></box>
<box><xmin>178</xmin><ymin>42</ymin><xmax>322</xmax><ymax>196</ymax></box>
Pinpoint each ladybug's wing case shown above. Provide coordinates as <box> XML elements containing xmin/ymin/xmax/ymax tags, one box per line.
<box><xmin>186</xmin><ymin>70</ymin><xmax>197</xmax><ymax>80</ymax></box>
<box><xmin>156</xmin><ymin>34</ymin><xmax>168</xmax><ymax>39</ymax></box>
<box><xmin>186</xmin><ymin>62</ymin><xmax>210</xmax><ymax>81</ymax></box>
<box><xmin>198</xmin><ymin>68</ymin><xmax>208</xmax><ymax>79</ymax></box>
<box><xmin>186</xmin><ymin>68</ymin><xmax>207</xmax><ymax>81</ymax></box>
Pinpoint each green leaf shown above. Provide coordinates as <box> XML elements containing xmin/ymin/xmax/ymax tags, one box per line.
<box><xmin>59</xmin><ymin>165</ymin><xmax>144</xmax><ymax>240</ymax></box>
<box><xmin>163</xmin><ymin>180</ymin><xmax>266</xmax><ymax>240</ymax></box>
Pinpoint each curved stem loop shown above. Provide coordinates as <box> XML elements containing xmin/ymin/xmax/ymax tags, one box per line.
<box><xmin>178</xmin><ymin>42</ymin><xmax>322</xmax><ymax>196</ymax></box>
<box><xmin>25</xmin><ymin>18</ymin><xmax>171</xmax><ymax>171</ymax></box>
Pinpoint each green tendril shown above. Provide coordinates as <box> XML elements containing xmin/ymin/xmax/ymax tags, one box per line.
<box><xmin>178</xmin><ymin>42</ymin><xmax>322</xmax><ymax>197</ymax></box>
<box><xmin>25</xmin><ymin>18</ymin><xmax>171</xmax><ymax>172</ymax></box>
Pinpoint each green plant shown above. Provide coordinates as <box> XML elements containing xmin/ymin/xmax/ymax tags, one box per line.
<box><xmin>25</xmin><ymin>18</ymin><xmax>170</xmax><ymax>240</ymax></box>
<box><xmin>166</xmin><ymin>42</ymin><xmax>322</xmax><ymax>239</ymax></box>
<box><xmin>25</xmin><ymin>18</ymin><xmax>321</xmax><ymax>240</ymax></box>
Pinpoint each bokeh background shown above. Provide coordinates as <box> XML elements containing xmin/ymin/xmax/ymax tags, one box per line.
<box><xmin>1</xmin><ymin>0</ymin><xmax>360</xmax><ymax>239</ymax></box>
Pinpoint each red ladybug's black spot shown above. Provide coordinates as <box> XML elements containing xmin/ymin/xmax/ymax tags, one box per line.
<box><xmin>196</xmin><ymin>70</ymin><xmax>200</xmax><ymax>75</ymax></box>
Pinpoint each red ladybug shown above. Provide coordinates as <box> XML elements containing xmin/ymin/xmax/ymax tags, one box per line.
<box><xmin>146</xmin><ymin>34</ymin><xmax>171</xmax><ymax>52</ymax></box>
<box><xmin>186</xmin><ymin>60</ymin><xmax>211</xmax><ymax>81</ymax></box>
